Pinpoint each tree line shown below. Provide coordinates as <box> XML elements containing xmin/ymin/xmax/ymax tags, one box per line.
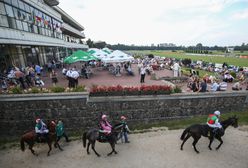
<box><xmin>86</xmin><ymin>39</ymin><xmax>248</xmax><ymax>52</ymax></box>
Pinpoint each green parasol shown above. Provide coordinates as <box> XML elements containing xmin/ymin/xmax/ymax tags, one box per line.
<box><xmin>64</xmin><ymin>50</ymin><xmax>99</xmax><ymax>64</ymax></box>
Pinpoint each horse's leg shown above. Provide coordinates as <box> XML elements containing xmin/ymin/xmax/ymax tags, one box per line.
<box><xmin>87</xmin><ymin>141</ymin><xmax>91</xmax><ymax>154</ymax></box>
<box><xmin>180</xmin><ymin>134</ymin><xmax>191</xmax><ymax>150</ymax></box>
<box><xmin>215</xmin><ymin>136</ymin><xmax>223</xmax><ymax>150</ymax></box>
<box><xmin>91</xmin><ymin>141</ymin><xmax>101</xmax><ymax>157</ymax></box>
<box><xmin>56</xmin><ymin>141</ymin><xmax>63</xmax><ymax>151</ymax></box>
<box><xmin>107</xmin><ymin>142</ymin><xmax>117</xmax><ymax>156</ymax></box>
<box><xmin>192</xmin><ymin>136</ymin><xmax>200</xmax><ymax>154</ymax></box>
<box><xmin>208</xmin><ymin>136</ymin><xmax>214</xmax><ymax>150</ymax></box>
<box><xmin>29</xmin><ymin>142</ymin><xmax>37</xmax><ymax>156</ymax></box>
<box><xmin>47</xmin><ymin>142</ymin><xmax>52</xmax><ymax>156</ymax></box>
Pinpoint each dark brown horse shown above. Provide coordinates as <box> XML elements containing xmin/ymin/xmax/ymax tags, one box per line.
<box><xmin>20</xmin><ymin>121</ymin><xmax>62</xmax><ymax>156</ymax></box>
<box><xmin>82</xmin><ymin>123</ymin><xmax>123</xmax><ymax>157</ymax></box>
<box><xmin>180</xmin><ymin>116</ymin><xmax>238</xmax><ymax>153</ymax></box>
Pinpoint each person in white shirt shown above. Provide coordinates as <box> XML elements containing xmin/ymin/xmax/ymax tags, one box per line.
<box><xmin>140</xmin><ymin>66</ymin><xmax>146</xmax><ymax>83</ymax></box>
<box><xmin>71</xmin><ymin>69</ymin><xmax>79</xmax><ymax>87</ymax></box>
<box><xmin>173</xmin><ymin>62</ymin><xmax>180</xmax><ymax>77</ymax></box>
<box><xmin>211</xmin><ymin>80</ymin><xmax>219</xmax><ymax>92</ymax></box>
<box><xmin>66</xmin><ymin>69</ymin><xmax>73</xmax><ymax>88</ymax></box>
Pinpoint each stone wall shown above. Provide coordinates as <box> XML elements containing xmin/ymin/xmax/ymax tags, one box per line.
<box><xmin>0</xmin><ymin>91</ymin><xmax>248</xmax><ymax>139</ymax></box>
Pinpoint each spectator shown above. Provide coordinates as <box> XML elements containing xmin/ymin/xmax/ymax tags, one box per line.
<box><xmin>232</xmin><ymin>82</ymin><xmax>242</xmax><ymax>91</ymax></box>
<box><xmin>223</xmin><ymin>72</ymin><xmax>234</xmax><ymax>82</ymax></box>
<box><xmin>218</xmin><ymin>81</ymin><xmax>227</xmax><ymax>91</ymax></box>
<box><xmin>50</xmin><ymin>69</ymin><xmax>58</xmax><ymax>86</ymax></box>
<box><xmin>210</xmin><ymin>80</ymin><xmax>219</xmax><ymax>92</ymax></box>
<box><xmin>173</xmin><ymin>62</ymin><xmax>180</xmax><ymax>77</ymax></box>
<box><xmin>140</xmin><ymin>66</ymin><xmax>146</xmax><ymax>83</ymax></box>
<box><xmin>198</xmin><ymin>79</ymin><xmax>208</xmax><ymax>92</ymax></box>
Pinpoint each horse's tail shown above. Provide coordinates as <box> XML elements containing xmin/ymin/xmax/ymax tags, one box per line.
<box><xmin>82</xmin><ymin>132</ymin><xmax>87</xmax><ymax>148</ymax></box>
<box><xmin>180</xmin><ymin>127</ymin><xmax>190</xmax><ymax>140</ymax></box>
<box><xmin>20</xmin><ymin>137</ymin><xmax>25</xmax><ymax>151</ymax></box>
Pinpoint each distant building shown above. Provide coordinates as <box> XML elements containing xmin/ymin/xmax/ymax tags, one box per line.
<box><xmin>227</xmin><ymin>47</ymin><xmax>234</xmax><ymax>53</ymax></box>
<box><xmin>159</xmin><ymin>43</ymin><xmax>176</xmax><ymax>47</ymax></box>
<box><xmin>0</xmin><ymin>0</ymin><xmax>88</xmax><ymax>72</ymax></box>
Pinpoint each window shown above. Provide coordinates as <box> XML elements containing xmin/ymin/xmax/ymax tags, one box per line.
<box><xmin>4</xmin><ymin>0</ymin><xmax>11</xmax><ymax>4</ymax></box>
<box><xmin>18</xmin><ymin>1</ymin><xmax>24</xmax><ymax>10</ymax></box>
<box><xmin>7</xmin><ymin>16</ymin><xmax>16</xmax><ymax>29</ymax></box>
<box><xmin>28</xmin><ymin>23</ymin><xmax>33</xmax><ymax>33</ymax></box>
<box><xmin>22</xmin><ymin>11</ymin><xmax>27</xmax><ymax>21</ymax></box>
<box><xmin>33</xmin><ymin>25</ymin><xmax>38</xmax><ymax>33</ymax></box>
<box><xmin>0</xmin><ymin>15</ymin><xmax>8</xmax><ymax>27</ymax></box>
<box><xmin>12</xmin><ymin>7</ymin><xmax>18</xmax><ymax>19</ymax></box>
<box><xmin>5</xmin><ymin>4</ymin><xmax>14</xmax><ymax>17</ymax></box>
<box><xmin>22</xmin><ymin>21</ymin><xmax>28</xmax><ymax>31</ymax></box>
<box><xmin>24</xmin><ymin>3</ymin><xmax>30</xmax><ymax>13</ymax></box>
<box><xmin>11</xmin><ymin>0</ymin><xmax>18</xmax><ymax>7</ymax></box>
<box><xmin>16</xmin><ymin>19</ymin><xmax>23</xmax><ymax>30</ymax></box>
<box><xmin>0</xmin><ymin>2</ymin><xmax>6</xmax><ymax>15</ymax></box>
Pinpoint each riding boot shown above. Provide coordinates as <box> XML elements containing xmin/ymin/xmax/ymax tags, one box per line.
<box><xmin>213</xmin><ymin>128</ymin><xmax>218</xmax><ymax>137</ymax></box>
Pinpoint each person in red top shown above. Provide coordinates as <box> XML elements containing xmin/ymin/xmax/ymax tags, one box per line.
<box><xmin>207</xmin><ymin>111</ymin><xmax>222</xmax><ymax>135</ymax></box>
<box><xmin>99</xmin><ymin>114</ymin><xmax>112</xmax><ymax>135</ymax></box>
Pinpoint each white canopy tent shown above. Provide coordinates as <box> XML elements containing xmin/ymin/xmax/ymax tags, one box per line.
<box><xmin>87</xmin><ymin>48</ymin><xmax>109</xmax><ymax>59</ymax></box>
<box><xmin>101</xmin><ymin>50</ymin><xmax>134</xmax><ymax>63</ymax></box>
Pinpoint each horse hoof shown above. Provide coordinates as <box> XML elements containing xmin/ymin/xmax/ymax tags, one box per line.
<box><xmin>216</xmin><ymin>147</ymin><xmax>219</xmax><ymax>150</ymax></box>
<box><xmin>114</xmin><ymin>152</ymin><xmax>118</xmax><ymax>154</ymax></box>
<box><xmin>59</xmin><ymin>148</ymin><xmax>63</xmax><ymax>151</ymax></box>
<box><xmin>180</xmin><ymin>148</ymin><xmax>183</xmax><ymax>151</ymax></box>
<box><xmin>209</xmin><ymin>147</ymin><xmax>212</xmax><ymax>150</ymax></box>
<box><xmin>87</xmin><ymin>152</ymin><xmax>90</xmax><ymax>155</ymax></box>
<box><xmin>196</xmin><ymin>151</ymin><xmax>200</xmax><ymax>154</ymax></box>
<box><xmin>97</xmin><ymin>154</ymin><xmax>101</xmax><ymax>157</ymax></box>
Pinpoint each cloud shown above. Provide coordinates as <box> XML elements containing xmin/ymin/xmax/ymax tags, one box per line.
<box><xmin>58</xmin><ymin>0</ymin><xmax>248</xmax><ymax>46</ymax></box>
<box><xmin>231</xmin><ymin>8</ymin><xmax>248</xmax><ymax>19</ymax></box>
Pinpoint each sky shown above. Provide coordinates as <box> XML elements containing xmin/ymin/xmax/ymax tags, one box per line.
<box><xmin>59</xmin><ymin>0</ymin><xmax>248</xmax><ymax>46</ymax></box>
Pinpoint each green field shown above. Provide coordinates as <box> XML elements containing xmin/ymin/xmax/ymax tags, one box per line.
<box><xmin>129</xmin><ymin>50</ymin><xmax>248</xmax><ymax>67</ymax></box>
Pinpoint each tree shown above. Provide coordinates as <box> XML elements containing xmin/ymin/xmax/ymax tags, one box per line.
<box><xmin>86</xmin><ymin>39</ymin><xmax>94</xmax><ymax>48</ymax></box>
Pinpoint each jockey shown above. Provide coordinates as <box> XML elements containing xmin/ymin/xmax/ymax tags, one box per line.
<box><xmin>207</xmin><ymin>111</ymin><xmax>222</xmax><ymax>134</ymax></box>
<box><xmin>35</xmin><ymin>118</ymin><xmax>49</xmax><ymax>141</ymax></box>
<box><xmin>99</xmin><ymin>114</ymin><xmax>112</xmax><ymax>135</ymax></box>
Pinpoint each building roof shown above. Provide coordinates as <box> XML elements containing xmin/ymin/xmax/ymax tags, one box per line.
<box><xmin>53</xmin><ymin>6</ymin><xmax>85</xmax><ymax>31</ymax></box>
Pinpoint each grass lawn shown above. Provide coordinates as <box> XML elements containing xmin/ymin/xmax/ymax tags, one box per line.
<box><xmin>129</xmin><ymin>50</ymin><xmax>248</xmax><ymax>67</ymax></box>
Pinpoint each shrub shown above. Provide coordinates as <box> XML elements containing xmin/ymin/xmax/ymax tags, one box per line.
<box><xmin>50</xmin><ymin>86</ymin><xmax>65</xmax><ymax>93</ymax></box>
<box><xmin>30</xmin><ymin>87</ymin><xmax>40</xmax><ymax>93</ymax></box>
<box><xmin>230</xmin><ymin>71</ymin><xmax>236</xmax><ymax>78</ymax></box>
<box><xmin>9</xmin><ymin>86</ymin><xmax>22</xmax><ymax>94</ymax></box>
<box><xmin>173</xmin><ymin>86</ymin><xmax>182</xmax><ymax>93</ymax></box>
<box><xmin>72</xmin><ymin>85</ymin><xmax>86</xmax><ymax>92</ymax></box>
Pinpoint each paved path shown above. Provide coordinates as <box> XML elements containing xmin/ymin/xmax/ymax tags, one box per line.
<box><xmin>41</xmin><ymin>64</ymin><xmax>241</xmax><ymax>92</ymax></box>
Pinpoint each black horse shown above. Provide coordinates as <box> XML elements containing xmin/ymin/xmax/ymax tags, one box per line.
<box><xmin>82</xmin><ymin>123</ymin><xmax>123</xmax><ymax>157</ymax></box>
<box><xmin>180</xmin><ymin>116</ymin><xmax>238</xmax><ymax>153</ymax></box>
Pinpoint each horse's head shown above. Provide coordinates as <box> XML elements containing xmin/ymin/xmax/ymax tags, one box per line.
<box><xmin>229</xmin><ymin>115</ymin><xmax>239</xmax><ymax>128</ymax></box>
<box><xmin>48</xmin><ymin>120</ymin><xmax>56</xmax><ymax>133</ymax></box>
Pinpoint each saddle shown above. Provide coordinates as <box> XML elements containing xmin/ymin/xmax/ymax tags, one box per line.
<box><xmin>98</xmin><ymin>131</ymin><xmax>110</xmax><ymax>142</ymax></box>
<box><xmin>36</xmin><ymin>134</ymin><xmax>48</xmax><ymax>143</ymax></box>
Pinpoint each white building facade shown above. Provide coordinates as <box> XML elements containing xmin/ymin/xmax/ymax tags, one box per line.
<box><xmin>0</xmin><ymin>0</ymin><xmax>88</xmax><ymax>72</ymax></box>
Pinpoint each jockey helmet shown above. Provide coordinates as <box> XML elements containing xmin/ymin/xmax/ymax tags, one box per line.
<box><xmin>102</xmin><ymin>114</ymin><xmax>107</xmax><ymax>120</ymax></box>
<box><xmin>36</xmin><ymin>118</ymin><xmax>41</xmax><ymax>123</ymax></box>
<box><xmin>214</xmin><ymin>111</ymin><xmax>221</xmax><ymax>116</ymax></box>
<box><xmin>121</xmin><ymin>116</ymin><xmax>126</xmax><ymax>120</ymax></box>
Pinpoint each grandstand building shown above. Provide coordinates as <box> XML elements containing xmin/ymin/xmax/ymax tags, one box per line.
<box><xmin>0</xmin><ymin>0</ymin><xmax>88</xmax><ymax>72</ymax></box>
